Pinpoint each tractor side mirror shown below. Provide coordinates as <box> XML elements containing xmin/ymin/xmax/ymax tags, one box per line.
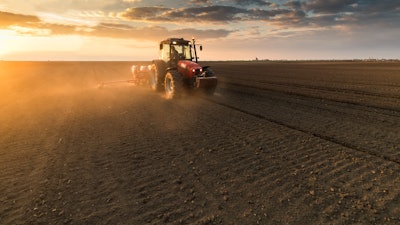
<box><xmin>200</xmin><ymin>45</ymin><xmax>203</xmax><ymax>51</ymax></box>
<box><xmin>160</xmin><ymin>44</ymin><xmax>163</xmax><ymax>50</ymax></box>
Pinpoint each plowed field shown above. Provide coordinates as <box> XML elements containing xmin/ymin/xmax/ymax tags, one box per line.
<box><xmin>1</xmin><ymin>61</ymin><xmax>400</xmax><ymax>224</ymax></box>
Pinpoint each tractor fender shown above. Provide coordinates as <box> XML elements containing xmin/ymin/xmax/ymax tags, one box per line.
<box><xmin>165</xmin><ymin>66</ymin><xmax>177</xmax><ymax>72</ymax></box>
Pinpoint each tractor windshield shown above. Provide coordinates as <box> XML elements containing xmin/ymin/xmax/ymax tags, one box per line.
<box><xmin>172</xmin><ymin>44</ymin><xmax>192</xmax><ymax>61</ymax></box>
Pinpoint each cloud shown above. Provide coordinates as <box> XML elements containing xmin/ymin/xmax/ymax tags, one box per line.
<box><xmin>118</xmin><ymin>5</ymin><xmax>293</xmax><ymax>23</ymax></box>
<box><xmin>0</xmin><ymin>11</ymin><xmax>40</xmax><ymax>27</ymax></box>
<box><xmin>284</xmin><ymin>1</ymin><xmax>302</xmax><ymax>9</ymax></box>
<box><xmin>2</xmin><ymin>0</ymin><xmax>399</xmax><ymax>44</ymax></box>
<box><xmin>231</xmin><ymin>0</ymin><xmax>272</xmax><ymax>6</ymax></box>
<box><xmin>165</xmin><ymin>6</ymin><xmax>246</xmax><ymax>22</ymax></box>
<box><xmin>269</xmin><ymin>9</ymin><xmax>308</xmax><ymax>27</ymax></box>
<box><xmin>189</xmin><ymin>0</ymin><xmax>213</xmax><ymax>5</ymax></box>
<box><xmin>301</xmin><ymin>0</ymin><xmax>400</xmax><ymax>29</ymax></box>
<box><xmin>89</xmin><ymin>23</ymin><xmax>232</xmax><ymax>41</ymax></box>
<box><xmin>360</xmin><ymin>0</ymin><xmax>400</xmax><ymax>12</ymax></box>
<box><xmin>169</xmin><ymin>28</ymin><xmax>231</xmax><ymax>39</ymax></box>
<box><xmin>118</xmin><ymin>6</ymin><xmax>246</xmax><ymax>22</ymax></box>
<box><xmin>304</xmin><ymin>0</ymin><xmax>358</xmax><ymax>13</ymax></box>
<box><xmin>89</xmin><ymin>23</ymin><xmax>168</xmax><ymax>39</ymax></box>
<box><xmin>118</xmin><ymin>6</ymin><xmax>170</xmax><ymax>21</ymax></box>
<box><xmin>123</xmin><ymin>0</ymin><xmax>142</xmax><ymax>2</ymax></box>
<box><xmin>0</xmin><ymin>10</ymin><xmax>232</xmax><ymax>41</ymax></box>
<box><xmin>351</xmin><ymin>1</ymin><xmax>400</xmax><ymax>27</ymax></box>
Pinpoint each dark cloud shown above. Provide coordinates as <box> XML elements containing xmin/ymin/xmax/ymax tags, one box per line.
<box><xmin>231</xmin><ymin>0</ymin><xmax>272</xmax><ymax>6</ymax></box>
<box><xmin>118</xmin><ymin>0</ymin><xmax>397</xmax><ymax>27</ymax></box>
<box><xmin>189</xmin><ymin>0</ymin><xmax>213</xmax><ymax>5</ymax></box>
<box><xmin>269</xmin><ymin>9</ymin><xmax>308</xmax><ymax>27</ymax></box>
<box><xmin>248</xmin><ymin>8</ymin><xmax>291</xmax><ymax>20</ymax></box>
<box><xmin>0</xmin><ymin>11</ymin><xmax>41</xmax><ymax>27</ymax></box>
<box><xmin>284</xmin><ymin>1</ymin><xmax>302</xmax><ymax>9</ymax></box>
<box><xmin>359</xmin><ymin>0</ymin><xmax>400</xmax><ymax>12</ymax></box>
<box><xmin>304</xmin><ymin>0</ymin><xmax>358</xmax><ymax>13</ymax></box>
<box><xmin>118</xmin><ymin>6</ymin><xmax>170</xmax><ymax>20</ymax></box>
<box><xmin>119</xmin><ymin>5</ymin><xmax>294</xmax><ymax>23</ymax></box>
<box><xmin>301</xmin><ymin>0</ymin><xmax>400</xmax><ymax>29</ymax></box>
<box><xmin>166</xmin><ymin>6</ymin><xmax>246</xmax><ymax>22</ymax></box>
<box><xmin>303</xmin><ymin>0</ymin><xmax>400</xmax><ymax>26</ymax></box>
<box><xmin>119</xmin><ymin>6</ymin><xmax>248</xmax><ymax>22</ymax></box>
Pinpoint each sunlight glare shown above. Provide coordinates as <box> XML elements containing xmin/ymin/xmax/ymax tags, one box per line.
<box><xmin>0</xmin><ymin>30</ymin><xmax>15</xmax><ymax>56</ymax></box>
<box><xmin>0</xmin><ymin>33</ymin><xmax>85</xmax><ymax>60</ymax></box>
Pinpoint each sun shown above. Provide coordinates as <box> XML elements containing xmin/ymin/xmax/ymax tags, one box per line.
<box><xmin>0</xmin><ymin>30</ymin><xmax>15</xmax><ymax>56</ymax></box>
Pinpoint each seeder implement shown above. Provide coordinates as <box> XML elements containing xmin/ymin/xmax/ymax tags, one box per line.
<box><xmin>131</xmin><ymin>65</ymin><xmax>151</xmax><ymax>86</ymax></box>
<box><xmin>97</xmin><ymin>79</ymin><xmax>136</xmax><ymax>89</ymax></box>
<box><xmin>97</xmin><ymin>65</ymin><xmax>152</xmax><ymax>89</ymax></box>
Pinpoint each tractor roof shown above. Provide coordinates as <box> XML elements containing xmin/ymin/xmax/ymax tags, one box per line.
<box><xmin>160</xmin><ymin>38</ymin><xmax>190</xmax><ymax>45</ymax></box>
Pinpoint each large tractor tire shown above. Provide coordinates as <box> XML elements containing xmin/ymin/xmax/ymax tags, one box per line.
<box><xmin>164</xmin><ymin>70</ymin><xmax>184</xmax><ymax>99</ymax></box>
<box><xmin>150</xmin><ymin>60</ymin><xmax>166</xmax><ymax>92</ymax></box>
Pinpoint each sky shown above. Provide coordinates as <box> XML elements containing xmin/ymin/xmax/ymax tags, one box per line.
<box><xmin>0</xmin><ymin>0</ymin><xmax>399</xmax><ymax>61</ymax></box>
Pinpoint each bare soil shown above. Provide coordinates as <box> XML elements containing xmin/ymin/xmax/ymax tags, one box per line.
<box><xmin>1</xmin><ymin>61</ymin><xmax>400</xmax><ymax>224</ymax></box>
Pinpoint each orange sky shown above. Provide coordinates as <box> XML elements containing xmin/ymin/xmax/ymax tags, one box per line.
<box><xmin>0</xmin><ymin>0</ymin><xmax>399</xmax><ymax>61</ymax></box>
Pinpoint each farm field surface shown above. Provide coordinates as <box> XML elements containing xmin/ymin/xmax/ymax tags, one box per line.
<box><xmin>1</xmin><ymin>61</ymin><xmax>400</xmax><ymax>224</ymax></box>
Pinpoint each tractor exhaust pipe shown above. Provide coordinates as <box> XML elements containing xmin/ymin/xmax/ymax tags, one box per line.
<box><xmin>192</xmin><ymin>38</ymin><xmax>198</xmax><ymax>63</ymax></box>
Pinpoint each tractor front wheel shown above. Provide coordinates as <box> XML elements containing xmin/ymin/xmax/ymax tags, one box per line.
<box><xmin>164</xmin><ymin>70</ymin><xmax>183</xmax><ymax>99</ymax></box>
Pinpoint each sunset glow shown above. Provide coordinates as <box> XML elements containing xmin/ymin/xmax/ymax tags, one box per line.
<box><xmin>0</xmin><ymin>30</ymin><xmax>13</xmax><ymax>55</ymax></box>
<box><xmin>0</xmin><ymin>0</ymin><xmax>399</xmax><ymax>61</ymax></box>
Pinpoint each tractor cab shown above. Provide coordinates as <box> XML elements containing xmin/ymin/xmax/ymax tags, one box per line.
<box><xmin>159</xmin><ymin>38</ymin><xmax>200</xmax><ymax>67</ymax></box>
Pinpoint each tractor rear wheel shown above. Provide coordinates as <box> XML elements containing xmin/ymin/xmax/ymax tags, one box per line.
<box><xmin>164</xmin><ymin>70</ymin><xmax>183</xmax><ymax>99</ymax></box>
<box><xmin>151</xmin><ymin>60</ymin><xmax>165</xmax><ymax>91</ymax></box>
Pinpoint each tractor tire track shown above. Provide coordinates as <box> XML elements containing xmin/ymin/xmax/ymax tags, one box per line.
<box><xmin>220</xmin><ymin>77</ymin><xmax>400</xmax><ymax>99</ymax></box>
<box><xmin>220</xmin><ymin>81</ymin><xmax>400</xmax><ymax>115</ymax></box>
<box><xmin>197</xmin><ymin>94</ymin><xmax>400</xmax><ymax>224</ymax></box>
<box><xmin>205</xmin><ymin>96</ymin><xmax>400</xmax><ymax>165</ymax></box>
<box><xmin>218</xmin><ymin>83</ymin><xmax>400</xmax><ymax>130</ymax></box>
<box><xmin>206</xmin><ymin>61</ymin><xmax>400</xmax><ymax>166</ymax></box>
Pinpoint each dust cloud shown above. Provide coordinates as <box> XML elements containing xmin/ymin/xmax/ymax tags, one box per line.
<box><xmin>0</xmin><ymin>61</ymin><xmax>203</xmax><ymax>140</ymax></box>
<box><xmin>0</xmin><ymin>62</ymin><xmax>144</xmax><ymax>136</ymax></box>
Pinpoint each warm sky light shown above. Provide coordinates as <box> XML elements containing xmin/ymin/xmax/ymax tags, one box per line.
<box><xmin>0</xmin><ymin>0</ymin><xmax>399</xmax><ymax>61</ymax></box>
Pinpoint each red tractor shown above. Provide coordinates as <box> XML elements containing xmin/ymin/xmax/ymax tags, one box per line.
<box><xmin>150</xmin><ymin>38</ymin><xmax>217</xmax><ymax>99</ymax></box>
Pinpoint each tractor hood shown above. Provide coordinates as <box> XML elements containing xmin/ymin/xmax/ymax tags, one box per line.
<box><xmin>177</xmin><ymin>60</ymin><xmax>202</xmax><ymax>78</ymax></box>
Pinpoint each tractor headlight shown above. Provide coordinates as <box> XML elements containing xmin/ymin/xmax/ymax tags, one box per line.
<box><xmin>192</xmin><ymin>69</ymin><xmax>203</xmax><ymax>73</ymax></box>
<box><xmin>192</xmin><ymin>68</ymin><xmax>202</xmax><ymax>75</ymax></box>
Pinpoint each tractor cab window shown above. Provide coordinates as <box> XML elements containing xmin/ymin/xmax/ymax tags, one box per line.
<box><xmin>160</xmin><ymin>44</ymin><xmax>170</xmax><ymax>62</ymax></box>
<box><xmin>183</xmin><ymin>45</ymin><xmax>192</xmax><ymax>60</ymax></box>
<box><xmin>171</xmin><ymin>44</ymin><xmax>192</xmax><ymax>61</ymax></box>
